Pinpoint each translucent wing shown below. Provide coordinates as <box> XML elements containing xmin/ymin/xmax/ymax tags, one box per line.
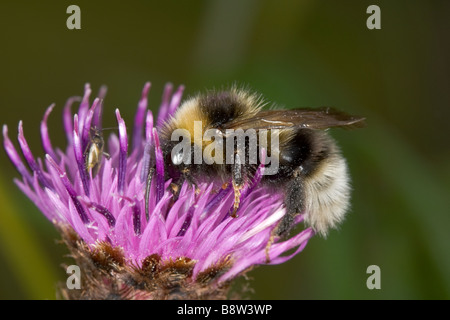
<box><xmin>222</xmin><ymin>107</ymin><xmax>366</xmax><ymax>131</ymax></box>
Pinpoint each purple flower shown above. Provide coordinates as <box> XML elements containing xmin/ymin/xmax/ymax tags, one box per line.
<box><xmin>2</xmin><ymin>82</ymin><xmax>314</xmax><ymax>299</ymax></box>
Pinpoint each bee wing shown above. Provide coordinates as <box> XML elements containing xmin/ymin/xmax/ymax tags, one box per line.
<box><xmin>222</xmin><ymin>107</ymin><xmax>366</xmax><ymax>131</ymax></box>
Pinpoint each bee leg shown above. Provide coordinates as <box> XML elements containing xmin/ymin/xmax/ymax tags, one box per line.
<box><xmin>275</xmin><ymin>173</ymin><xmax>304</xmax><ymax>237</ymax></box>
<box><xmin>231</xmin><ymin>152</ymin><xmax>244</xmax><ymax>218</ymax></box>
<box><xmin>145</xmin><ymin>167</ymin><xmax>155</xmax><ymax>221</ymax></box>
<box><xmin>102</xmin><ymin>151</ymin><xmax>111</xmax><ymax>160</ymax></box>
<box><xmin>266</xmin><ymin>172</ymin><xmax>304</xmax><ymax>262</ymax></box>
<box><xmin>170</xmin><ymin>180</ymin><xmax>183</xmax><ymax>201</ymax></box>
<box><xmin>170</xmin><ymin>182</ymin><xmax>180</xmax><ymax>195</ymax></box>
<box><xmin>181</xmin><ymin>168</ymin><xmax>200</xmax><ymax>195</ymax></box>
<box><xmin>168</xmin><ymin>173</ymin><xmax>197</xmax><ymax>202</ymax></box>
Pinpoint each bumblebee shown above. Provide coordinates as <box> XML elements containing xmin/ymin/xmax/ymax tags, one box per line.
<box><xmin>149</xmin><ymin>87</ymin><xmax>365</xmax><ymax>238</ymax></box>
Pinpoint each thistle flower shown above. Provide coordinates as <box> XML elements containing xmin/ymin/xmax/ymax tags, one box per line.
<box><xmin>2</xmin><ymin>82</ymin><xmax>314</xmax><ymax>300</ymax></box>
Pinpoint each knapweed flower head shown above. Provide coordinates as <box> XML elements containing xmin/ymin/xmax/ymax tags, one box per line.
<box><xmin>3</xmin><ymin>82</ymin><xmax>314</xmax><ymax>300</ymax></box>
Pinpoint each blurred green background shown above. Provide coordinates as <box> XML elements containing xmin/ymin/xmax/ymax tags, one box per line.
<box><xmin>1</xmin><ymin>0</ymin><xmax>449</xmax><ymax>299</ymax></box>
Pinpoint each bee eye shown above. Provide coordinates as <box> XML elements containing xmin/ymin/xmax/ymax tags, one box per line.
<box><xmin>171</xmin><ymin>148</ymin><xmax>184</xmax><ymax>165</ymax></box>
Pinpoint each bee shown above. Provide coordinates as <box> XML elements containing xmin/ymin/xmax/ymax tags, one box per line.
<box><xmin>148</xmin><ymin>87</ymin><xmax>365</xmax><ymax>240</ymax></box>
<box><xmin>84</xmin><ymin>127</ymin><xmax>110</xmax><ymax>177</ymax></box>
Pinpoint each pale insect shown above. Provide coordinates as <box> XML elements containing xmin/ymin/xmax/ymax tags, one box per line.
<box><xmin>84</xmin><ymin>127</ymin><xmax>110</xmax><ymax>177</ymax></box>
